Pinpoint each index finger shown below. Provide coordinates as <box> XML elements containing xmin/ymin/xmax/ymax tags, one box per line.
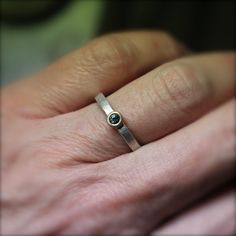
<box><xmin>4</xmin><ymin>31</ymin><xmax>187</xmax><ymax>118</ymax></box>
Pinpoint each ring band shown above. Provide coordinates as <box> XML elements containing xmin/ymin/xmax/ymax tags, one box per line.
<box><xmin>95</xmin><ymin>93</ymin><xmax>141</xmax><ymax>151</ymax></box>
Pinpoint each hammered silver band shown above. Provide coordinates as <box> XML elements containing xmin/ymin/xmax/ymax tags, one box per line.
<box><xmin>95</xmin><ymin>93</ymin><xmax>140</xmax><ymax>151</ymax></box>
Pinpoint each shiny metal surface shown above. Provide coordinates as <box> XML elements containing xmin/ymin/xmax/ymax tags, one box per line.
<box><xmin>95</xmin><ymin>93</ymin><xmax>140</xmax><ymax>151</ymax></box>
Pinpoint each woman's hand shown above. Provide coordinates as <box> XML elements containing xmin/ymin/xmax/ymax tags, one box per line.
<box><xmin>2</xmin><ymin>31</ymin><xmax>235</xmax><ymax>235</ymax></box>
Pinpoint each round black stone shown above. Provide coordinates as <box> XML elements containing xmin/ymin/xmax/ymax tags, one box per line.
<box><xmin>109</xmin><ymin>113</ymin><xmax>120</xmax><ymax>124</ymax></box>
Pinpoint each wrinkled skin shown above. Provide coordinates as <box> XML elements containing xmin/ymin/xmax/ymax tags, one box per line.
<box><xmin>1</xmin><ymin>31</ymin><xmax>236</xmax><ymax>235</ymax></box>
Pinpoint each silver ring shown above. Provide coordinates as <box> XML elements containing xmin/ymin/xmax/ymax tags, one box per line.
<box><xmin>95</xmin><ymin>93</ymin><xmax>141</xmax><ymax>151</ymax></box>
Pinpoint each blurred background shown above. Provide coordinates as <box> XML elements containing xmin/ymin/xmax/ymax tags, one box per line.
<box><xmin>1</xmin><ymin>0</ymin><xmax>235</xmax><ymax>85</ymax></box>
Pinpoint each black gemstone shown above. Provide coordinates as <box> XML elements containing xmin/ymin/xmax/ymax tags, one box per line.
<box><xmin>109</xmin><ymin>113</ymin><xmax>120</xmax><ymax>124</ymax></box>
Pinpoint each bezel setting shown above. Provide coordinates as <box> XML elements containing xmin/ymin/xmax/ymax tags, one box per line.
<box><xmin>107</xmin><ymin>111</ymin><xmax>123</xmax><ymax>128</ymax></box>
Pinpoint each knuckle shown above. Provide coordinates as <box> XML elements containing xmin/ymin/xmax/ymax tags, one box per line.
<box><xmin>156</xmin><ymin>30</ymin><xmax>174</xmax><ymax>42</ymax></box>
<box><xmin>79</xmin><ymin>34</ymin><xmax>135</xmax><ymax>75</ymax></box>
<box><xmin>153</xmin><ymin>62</ymin><xmax>211</xmax><ymax>114</ymax></box>
<box><xmin>154</xmin><ymin>31</ymin><xmax>187</xmax><ymax>57</ymax></box>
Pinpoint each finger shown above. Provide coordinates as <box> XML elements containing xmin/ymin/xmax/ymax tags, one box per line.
<box><xmin>46</xmin><ymin>52</ymin><xmax>235</xmax><ymax>163</ymax></box>
<box><xmin>4</xmin><ymin>31</ymin><xmax>186</xmax><ymax>118</ymax></box>
<box><xmin>103</xmin><ymin>100</ymin><xmax>236</xmax><ymax>234</ymax></box>
<box><xmin>152</xmin><ymin>186</ymin><xmax>236</xmax><ymax>236</ymax></box>
<box><xmin>108</xmin><ymin>52</ymin><xmax>235</xmax><ymax>144</ymax></box>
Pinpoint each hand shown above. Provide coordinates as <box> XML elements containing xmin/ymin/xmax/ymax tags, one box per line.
<box><xmin>2</xmin><ymin>31</ymin><xmax>235</xmax><ymax>235</ymax></box>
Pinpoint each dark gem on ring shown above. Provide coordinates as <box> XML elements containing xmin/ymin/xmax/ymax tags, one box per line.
<box><xmin>109</xmin><ymin>113</ymin><xmax>120</xmax><ymax>124</ymax></box>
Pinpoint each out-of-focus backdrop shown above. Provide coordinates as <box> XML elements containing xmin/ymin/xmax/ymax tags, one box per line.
<box><xmin>1</xmin><ymin>0</ymin><xmax>235</xmax><ymax>85</ymax></box>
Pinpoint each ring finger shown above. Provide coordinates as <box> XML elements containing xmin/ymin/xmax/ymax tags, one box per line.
<box><xmin>43</xmin><ymin>52</ymin><xmax>235</xmax><ymax>163</ymax></box>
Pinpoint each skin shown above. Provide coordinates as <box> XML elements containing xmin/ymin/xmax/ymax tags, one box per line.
<box><xmin>1</xmin><ymin>31</ymin><xmax>236</xmax><ymax>235</ymax></box>
<box><xmin>152</xmin><ymin>185</ymin><xmax>236</xmax><ymax>235</ymax></box>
